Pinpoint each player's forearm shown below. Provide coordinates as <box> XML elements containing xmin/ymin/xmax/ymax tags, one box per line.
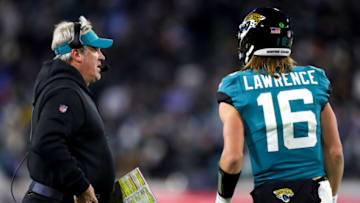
<box><xmin>219</xmin><ymin>152</ymin><xmax>242</xmax><ymax>174</ymax></box>
<box><xmin>320</xmin><ymin>103</ymin><xmax>343</xmax><ymax>196</ymax></box>
<box><xmin>323</xmin><ymin>148</ymin><xmax>344</xmax><ymax>196</ymax></box>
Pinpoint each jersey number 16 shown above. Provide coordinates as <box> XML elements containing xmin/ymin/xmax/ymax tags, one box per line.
<box><xmin>257</xmin><ymin>88</ymin><xmax>317</xmax><ymax>152</ymax></box>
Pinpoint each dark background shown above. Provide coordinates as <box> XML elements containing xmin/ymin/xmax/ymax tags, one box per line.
<box><xmin>1</xmin><ymin>0</ymin><xmax>359</xmax><ymax>201</ymax></box>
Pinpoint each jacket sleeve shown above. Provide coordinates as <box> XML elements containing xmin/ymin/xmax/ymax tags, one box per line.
<box><xmin>31</xmin><ymin>88</ymin><xmax>89</xmax><ymax>195</ymax></box>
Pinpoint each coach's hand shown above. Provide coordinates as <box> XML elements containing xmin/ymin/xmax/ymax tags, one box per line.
<box><xmin>74</xmin><ymin>184</ymin><xmax>98</xmax><ymax>203</ymax></box>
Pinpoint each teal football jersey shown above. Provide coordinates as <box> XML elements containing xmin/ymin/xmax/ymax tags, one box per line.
<box><xmin>217</xmin><ymin>66</ymin><xmax>330</xmax><ymax>187</ymax></box>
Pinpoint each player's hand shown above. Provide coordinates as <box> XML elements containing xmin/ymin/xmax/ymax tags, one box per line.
<box><xmin>333</xmin><ymin>195</ymin><xmax>338</xmax><ymax>203</ymax></box>
<box><xmin>74</xmin><ymin>184</ymin><xmax>98</xmax><ymax>203</ymax></box>
<box><xmin>216</xmin><ymin>193</ymin><xmax>232</xmax><ymax>203</ymax></box>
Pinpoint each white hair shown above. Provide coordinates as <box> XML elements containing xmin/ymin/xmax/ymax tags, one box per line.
<box><xmin>51</xmin><ymin>16</ymin><xmax>92</xmax><ymax>63</ymax></box>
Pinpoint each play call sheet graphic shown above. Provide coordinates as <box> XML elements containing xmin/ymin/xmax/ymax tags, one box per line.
<box><xmin>117</xmin><ymin>167</ymin><xmax>157</xmax><ymax>203</ymax></box>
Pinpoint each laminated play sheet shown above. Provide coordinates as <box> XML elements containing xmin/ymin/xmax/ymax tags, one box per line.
<box><xmin>116</xmin><ymin>167</ymin><xmax>157</xmax><ymax>203</ymax></box>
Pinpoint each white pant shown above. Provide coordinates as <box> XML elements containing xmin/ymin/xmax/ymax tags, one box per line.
<box><xmin>318</xmin><ymin>179</ymin><xmax>333</xmax><ymax>203</ymax></box>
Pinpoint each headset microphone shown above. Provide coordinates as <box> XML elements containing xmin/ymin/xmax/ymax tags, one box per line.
<box><xmin>100</xmin><ymin>64</ymin><xmax>110</xmax><ymax>72</ymax></box>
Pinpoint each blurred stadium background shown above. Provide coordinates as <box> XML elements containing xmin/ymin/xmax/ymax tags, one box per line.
<box><xmin>0</xmin><ymin>0</ymin><xmax>359</xmax><ymax>202</ymax></box>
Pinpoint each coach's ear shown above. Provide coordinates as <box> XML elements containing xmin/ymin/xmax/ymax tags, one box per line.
<box><xmin>71</xmin><ymin>48</ymin><xmax>83</xmax><ymax>64</ymax></box>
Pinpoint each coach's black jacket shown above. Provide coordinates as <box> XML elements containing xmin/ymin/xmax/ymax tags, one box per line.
<box><xmin>28</xmin><ymin>59</ymin><xmax>115</xmax><ymax>203</ymax></box>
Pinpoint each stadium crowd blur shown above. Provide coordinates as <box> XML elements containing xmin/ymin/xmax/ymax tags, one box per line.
<box><xmin>1</xmin><ymin>0</ymin><xmax>360</xmax><ymax>201</ymax></box>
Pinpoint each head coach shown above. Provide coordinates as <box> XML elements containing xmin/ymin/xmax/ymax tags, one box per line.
<box><xmin>22</xmin><ymin>16</ymin><xmax>115</xmax><ymax>203</ymax></box>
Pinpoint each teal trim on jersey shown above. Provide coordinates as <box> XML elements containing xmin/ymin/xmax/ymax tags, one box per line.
<box><xmin>218</xmin><ymin>66</ymin><xmax>330</xmax><ymax>186</ymax></box>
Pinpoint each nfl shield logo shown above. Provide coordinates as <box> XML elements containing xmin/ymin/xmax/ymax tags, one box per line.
<box><xmin>59</xmin><ymin>104</ymin><xmax>68</xmax><ymax>113</ymax></box>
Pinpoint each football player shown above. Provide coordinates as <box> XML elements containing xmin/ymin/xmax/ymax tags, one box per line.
<box><xmin>215</xmin><ymin>7</ymin><xmax>343</xmax><ymax>203</ymax></box>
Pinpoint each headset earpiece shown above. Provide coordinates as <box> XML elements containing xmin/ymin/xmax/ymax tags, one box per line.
<box><xmin>69</xmin><ymin>22</ymin><xmax>83</xmax><ymax>49</ymax></box>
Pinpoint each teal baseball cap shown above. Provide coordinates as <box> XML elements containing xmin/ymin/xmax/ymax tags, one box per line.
<box><xmin>54</xmin><ymin>29</ymin><xmax>113</xmax><ymax>55</ymax></box>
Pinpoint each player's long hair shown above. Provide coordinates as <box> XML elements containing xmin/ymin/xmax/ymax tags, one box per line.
<box><xmin>242</xmin><ymin>56</ymin><xmax>296</xmax><ymax>78</ymax></box>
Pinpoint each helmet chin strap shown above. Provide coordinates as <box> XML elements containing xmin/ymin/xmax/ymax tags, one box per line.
<box><xmin>245</xmin><ymin>45</ymin><xmax>254</xmax><ymax>64</ymax></box>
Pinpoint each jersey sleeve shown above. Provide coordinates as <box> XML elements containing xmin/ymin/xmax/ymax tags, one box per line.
<box><xmin>315</xmin><ymin>67</ymin><xmax>331</xmax><ymax>109</ymax></box>
<box><xmin>31</xmin><ymin>88</ymin><xmax>89</xmax><ymax>195</ymax></box>
<box><xmin>217</xmin><ymin>74</ymin><xmax>240</xmax><ymax>105</ymax></box>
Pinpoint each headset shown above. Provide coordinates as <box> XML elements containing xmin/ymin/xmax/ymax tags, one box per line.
<box><xmin>69</xmin><ymin>22</ymin><xmax>83</xmax><ymax>49</ymax></box>
<box><xmin>10</xmin><ymin>109</ymin><xmax>32</xmax><ymax>203</ymax></box>
<box><xmin>70</xmin><ymin>22</ymin><xmax>110</xmax><ymax>72</ymax></box>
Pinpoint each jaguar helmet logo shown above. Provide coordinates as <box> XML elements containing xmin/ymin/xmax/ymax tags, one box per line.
<box><xmin>238</xmin><ymin>13</ymin><xmax>266</xmax><ymax>40</ymax></box>
<box><xmin>273</xmin><ymin>188</ymin><xmax>294</xmax><ymax>203</ymax></box>
<box><xmin>244</xmin><ymin>13</ymin><xmax>266</xmax><ymax>24</ymax></box>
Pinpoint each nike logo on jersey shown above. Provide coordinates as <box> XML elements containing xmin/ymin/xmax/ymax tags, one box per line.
<box><xmin>243</xmin><ymin>70</ymin><xmax>318</xmax><ymax>90</ymax></box>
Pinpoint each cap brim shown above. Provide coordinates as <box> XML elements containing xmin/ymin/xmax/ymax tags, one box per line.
<box><xmin>89</xmin><ymin>38</ymin><xmax>113</xmax><ymax>48</ymax></box>
<box><xmin>81</xmin><ymin>29</ymin><xmax>113</xmax><ymax>48</ymax></box>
